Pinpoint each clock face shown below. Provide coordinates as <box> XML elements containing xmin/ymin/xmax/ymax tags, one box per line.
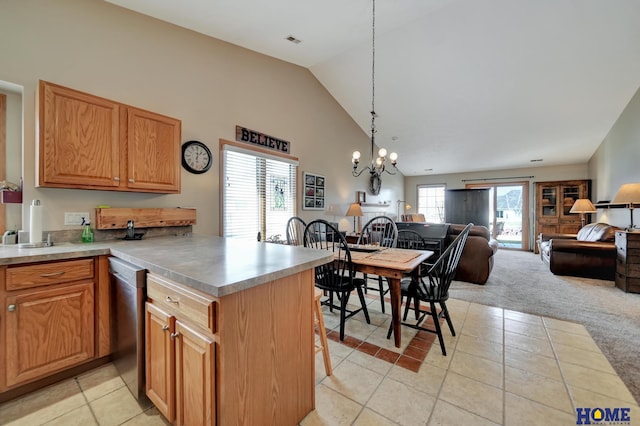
<box><xmin>182</xmin><ymin>141</ymin><xmax>212</xmax><ymax>174</ymax></box>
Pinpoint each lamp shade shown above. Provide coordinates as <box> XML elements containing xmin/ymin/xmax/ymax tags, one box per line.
<box><xmin>612</xmin><ymin>183</ymin><xmax>640</xmax><ymax>205</ymax></box>
<box><xmin>346</xmin><ymin>203</ymin><xmax>363</xmax><ymax>217</ymax></box>
<box><xmin>569</xmin><ymin>199</ymin><xmax>596</xmax><ymax>213</ymax></box>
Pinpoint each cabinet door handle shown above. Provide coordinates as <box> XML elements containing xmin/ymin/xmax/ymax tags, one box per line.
<box><xmin>114</xmin><ymin>176</ymin><xmax>120</xmax><ymax>181</ymax></box>
<box><xmin>40</xmin><ymin>271</ymin><xmax>65</xmax><ymax>278</ymax></box>
<box><xmin>129</xmin><ymin>178</ymin><xmax>135</xmax><ymax>183</ymax></box>
<box><xmin>165</xmin><ymin>296</ymin><xmax>180</xmax><ymax>304</ymax></box>
<box><xmin>170</xmin><ymin>332</ymin><xmax>179</xmax><ymax>340</ymax></box>
<box><xmin>162</xmin><ymin>325</ymin><xmax>169</xmax><ymax>331</ymax></box>
<box><xmin>8</xmin><ymin>304</ymin><xmax>16</xmax><ymax>312</ymax></box>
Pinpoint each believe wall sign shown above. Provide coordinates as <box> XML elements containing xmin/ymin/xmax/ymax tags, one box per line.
<box><xmin>235</xmin><ymin>126</ymin><xmax>290</xmax><ymax>154</ymax></box>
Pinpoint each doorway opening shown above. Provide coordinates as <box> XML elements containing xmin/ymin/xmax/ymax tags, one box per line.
<box><xmin>466</xmin><ymin>181</ymin><xmax>529</xmax><ymax>250</ymax></box>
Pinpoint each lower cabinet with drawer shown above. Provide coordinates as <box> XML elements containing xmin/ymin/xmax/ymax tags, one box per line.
<box><xmin>145</xmin><ymin>273</ymin><xmax>216</xmax><ymax>425</ymax></box>
<box><xmin>0</xmin><ymin>256</ymin><xmax>110</xmax><ymax>396</ymax></box>
<box><xmin>145</xmin><ymin>268</ymin><xmax>316</xmax><ymax>425</ymax></box>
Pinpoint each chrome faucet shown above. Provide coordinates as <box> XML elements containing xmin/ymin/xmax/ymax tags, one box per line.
<box><xmin>126</xmin><ymin>220</ymin><xmax>135</xmax><ymax>239</ymax></box>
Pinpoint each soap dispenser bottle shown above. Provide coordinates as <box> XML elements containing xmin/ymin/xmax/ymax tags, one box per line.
<box><xmin>81</xmin><ymin>217</ymin><xmax>94</xmax><ymax>243</ymax></box>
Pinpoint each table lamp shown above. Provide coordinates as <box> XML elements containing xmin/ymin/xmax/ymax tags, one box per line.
<box><xmin>569</xmin><ymin>199</ymin><xmax>596</xmax><ymax>228</ymax></box>
<box><xmin>396</xmin><ymin>200</ymin><xmax>412</xmax><ymax>221</ymax></box>
<box><xmin>612</xmin><ymin>183</ymin><xmax>640</xmax><ymax>231</ymax></box>
<box><xmin>346</xmin><ymin>202</ymin><xmax>363</xmax><ymax>234</ymax></box>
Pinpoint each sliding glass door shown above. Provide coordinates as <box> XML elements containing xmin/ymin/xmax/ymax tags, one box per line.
<box><xmin>467</xmin><ymin>182</ymin><xmax>529</xmax><ymax>250</ymax></box>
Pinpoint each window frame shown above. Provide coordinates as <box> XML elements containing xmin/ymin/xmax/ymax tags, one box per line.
<box><xmin>219</xmin><ymin>139</ymin><xmax>299</xmax><ymax>240</ymax></box>
<box><xmin>416</xmin><ymin>184</ymin><xmax>446</xmax><ymax>223</ymax></box>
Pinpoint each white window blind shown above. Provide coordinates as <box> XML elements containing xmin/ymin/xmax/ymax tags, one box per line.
<box><xmin>223</xmin><ymin>145</ymin><xmax>297</xmax><ymax>241</ymax></box>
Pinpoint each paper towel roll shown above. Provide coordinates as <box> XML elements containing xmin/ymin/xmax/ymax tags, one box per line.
<box><xmin>29</xmin><ymin>200</ymin><xmax>43</xmax><ymax>244</ymax></box>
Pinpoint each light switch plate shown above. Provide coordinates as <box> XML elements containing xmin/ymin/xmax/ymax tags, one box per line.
<box><xmin>64</xmin><ymin>212</ymin><xmax>90</xmax><ymax>226</ymax></box>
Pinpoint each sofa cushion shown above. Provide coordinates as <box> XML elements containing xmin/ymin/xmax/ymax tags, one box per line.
<box><xmin>576</xmin><ymin>222</ymin><xmax>617</xmax><ymax>242</ymax></box>
<box><xmin>449</xmin><ymin>223</ymin><xmax>490</xmax><ymax>240</ymax></box>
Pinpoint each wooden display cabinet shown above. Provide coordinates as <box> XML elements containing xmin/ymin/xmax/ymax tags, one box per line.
<box><xmin>534</xmin><ymin>180</ymin><xmax>591</xmax><ymax>253</ymax></box>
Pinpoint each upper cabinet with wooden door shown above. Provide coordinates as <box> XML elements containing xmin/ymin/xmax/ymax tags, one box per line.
<box><xmin>38</xmin><ymin>81</ymin><xmax>181</xmax><ymax>194</ymax></box>
<box><xmin>534</xmin><ymin>179</ymin><xmax>591</xmax><ymax>252</ymax></box>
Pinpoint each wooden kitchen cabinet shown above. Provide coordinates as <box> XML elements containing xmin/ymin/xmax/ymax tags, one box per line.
<box><xmin>0</xmin><ymin>257</ymin><xmax>109</xmax><ymax>393</ymax></box>
<box><xmin>145</xmin><ymin>302</ymin><xmax>176</xmax><ymax>421</ymax></box>
<box><xmin>145</xmin><ymin>274</ymin><xmax>216</xmax><ymax>425</ymax></box>
<box><xmin>125</xmin><ymin>107</ymin><xmax>181</xmax><ymax>193</ymax></box>
<box><xmin>38</xmin><ymin>80</ymin><xmax>181</xmax><ymax>193</ymax></box>
<box><xmin>534</xmin><ymin>180</ymin><xmax>591</xmax><ymax>253</ymax></box>
<box><xmin>145</xmin><ymin>269</ymin><xmax>314</xmax><ymax>425</ymax></box>
<box><xmin>175</xmin><ymin>319</ymin><xmax>215</xmax><ymax>426</ymax></box>
<box><xmin>5</xmin><ymin>282</ymin><xmax>95</xmax><ymax>388</ymax></box>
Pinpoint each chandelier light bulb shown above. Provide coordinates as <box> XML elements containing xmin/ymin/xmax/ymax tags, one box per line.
<box><xmin>389</xmin><ymin>152</ymin><xmax>398</xmax><ymax>161</ymax></box>
<box><xmin>375</xmin><ymin>157</ymin><xmax>384</xmax><ymax>166</ymax></box>
<box><xmin>378</xmin><ymin>148</ymin><xmax>387</xmax><ymax>158</ymax></box>
<box><xmin>352</xmin><ymin>151</ymin><xmax>361</xmax><ymax>160</ymax></box>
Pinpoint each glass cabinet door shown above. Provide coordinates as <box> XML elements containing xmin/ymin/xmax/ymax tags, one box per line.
<box><xmin>560</xmin><ymin>185</ymin><xmax>580</xmax><ymax>217</ymax></box>
<box><xmin>540</xmin><ymin>187</ymin><xmax>557</xmax><ymax>217</ymax></box>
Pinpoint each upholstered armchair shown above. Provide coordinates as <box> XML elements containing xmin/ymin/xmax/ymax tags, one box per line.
<box><xmin>537</xmin><ymin>222</ymin><xmax>620</xmax><ymax>280</ymax></box>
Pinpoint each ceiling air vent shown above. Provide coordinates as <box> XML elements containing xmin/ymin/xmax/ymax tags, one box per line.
<box><xmin>285</xmin><ymin>35</ymin><xmax>302</xmax><ymax>44</ymax></box>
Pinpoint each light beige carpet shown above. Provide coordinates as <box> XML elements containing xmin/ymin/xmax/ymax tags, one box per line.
<box><xmin>449</xmin><ymin>248</ymin><xmax>640</xmax><ymax>404</ymax></box>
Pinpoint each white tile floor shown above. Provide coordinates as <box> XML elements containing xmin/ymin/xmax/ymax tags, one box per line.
<box><xmin>1</xmin><ymin>298</ymin><xmax>638</xmax><ymax>425</ymax></box>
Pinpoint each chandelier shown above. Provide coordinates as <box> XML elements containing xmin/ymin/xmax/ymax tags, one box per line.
<box><xmin>351</xmin><ymin>0</ymin><xmax>397</xmax><ymax>195</ymax></box>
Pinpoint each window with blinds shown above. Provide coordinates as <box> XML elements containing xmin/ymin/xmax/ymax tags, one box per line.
<box><xmin>222</xmin><ymin>144</ymin><xmax>297</xmax><ymax>241</ymax></box>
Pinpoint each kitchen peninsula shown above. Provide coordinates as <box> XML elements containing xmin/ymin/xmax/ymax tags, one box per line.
<box><xmin>0</xmin><ymin>234</ymin><xmax>332</xmax><ymax>425</ymax></box>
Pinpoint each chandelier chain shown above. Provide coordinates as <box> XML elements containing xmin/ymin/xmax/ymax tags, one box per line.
<box><xmin>351</xmin><ymin>0</ymin><xmax>397</xmax><ymax>186</ymax></box>
<box><xmin>372</xmin><ymin>0</ymin><xmax>376</xmax><ymax>118</ymax></box>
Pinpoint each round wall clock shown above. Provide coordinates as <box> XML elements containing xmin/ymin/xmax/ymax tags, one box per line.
<box><xmin>181</xmin><ymin>140</ymin><xmax>212</xmax><ymax>174</ymax></box>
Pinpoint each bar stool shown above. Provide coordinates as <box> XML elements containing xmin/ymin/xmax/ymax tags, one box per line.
<box><xmin>314</xmin><ymin>288</ymin><xmax>332</xmax><ymax>376</ymax></box>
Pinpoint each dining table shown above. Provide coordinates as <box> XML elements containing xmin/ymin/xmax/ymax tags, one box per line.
<box><xmin>347</xmin><ymin>246</ymin><xmax>434</xmax><ymax>348</ymax></box>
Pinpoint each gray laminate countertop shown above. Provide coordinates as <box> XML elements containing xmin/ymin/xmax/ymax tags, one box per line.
<box><xmin>0</xmin><ymin>234</ymin><xmax>332</xmax><ymax>297</ymax></box>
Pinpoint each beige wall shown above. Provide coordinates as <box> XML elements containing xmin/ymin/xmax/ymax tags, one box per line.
<box><xmin>404</xmin><ymin>164</ymin><xmax>590</xmax><ymax>240</ymax></box>
<box><xmin>0</xmin><ymin>0</ymin><xmax>403</xmax><ymax>237</ymax></box>
<box><xmin>589</xmin><ymin>85</ymin><xmax>640</xmax><ymax>228</ymax></box>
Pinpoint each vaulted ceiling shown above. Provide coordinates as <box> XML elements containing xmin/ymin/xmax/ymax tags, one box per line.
<box><xmin>106</xmin><ymin>0</ymin><xmax>640</xmax><ymax>176</ymax></box>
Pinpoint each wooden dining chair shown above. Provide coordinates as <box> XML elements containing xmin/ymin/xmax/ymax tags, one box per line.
<box><xmin>357</xmin><ymin>216</ymin><xmax>398</xmax><ymax>313</ymax></box>
<box><xmin>397</xmin><ymin>229</ymin><xmax>427</xmax><ymax>250</ymax></box>
<box><xmin>304</xmin><ymin>219</ymin><xmax>370</xmax><ymax>341</ymax></box>
<box><xmin>285</xmin><ymin>216</ymin><xmax>306</xmax><ymax>246</ymax></box>
<box><xmin>314</xmin><ymin>287</ymin><xmax>332</xmax><ymax>375</ymax></box>
<box><xmin>388</xmin><ymin>223</ymin><xmax>472</xmax><ymax>356</ymax></box>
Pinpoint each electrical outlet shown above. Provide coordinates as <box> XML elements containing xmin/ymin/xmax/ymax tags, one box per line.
<box><xmin>64</xmin><ymin>212</ymin><xmax>90</xmax><ymax>226</ymax></box>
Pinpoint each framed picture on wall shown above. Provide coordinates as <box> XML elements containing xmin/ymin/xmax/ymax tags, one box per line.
<box><xmin>303</xmin><ymin>172</ymin><xmax>325</xmax><ymax>210</ymax></box>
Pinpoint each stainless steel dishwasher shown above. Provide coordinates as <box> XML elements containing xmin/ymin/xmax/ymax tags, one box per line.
<box><xmin>109</xmin><ymin>257</ymin><xmax>151</xmax><ymax>408</ymax></box>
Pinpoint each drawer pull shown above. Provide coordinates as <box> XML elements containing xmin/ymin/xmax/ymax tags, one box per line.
<box><xmin>162</xmin><ymin>325</ymin><xmax>169</xmax><ymax>331</ymax></box>
<box><xmin>40</xmin><ymin>271</ymin><xmax>66</xmax><ymax>278</ymax></box>
<box><xmin>165</xmin><ymin>296</ymin><xmax>180</xmax><ymax>304</ymax></box>
<box><xmin>170</xmin><ymin>332</ymin><xmax>179</xmax><ymax>340</ymax></box>
<box><xmin>8</xmin><ymin>304</ymin><xmax>16</xmax><ymax>312</ymax></box>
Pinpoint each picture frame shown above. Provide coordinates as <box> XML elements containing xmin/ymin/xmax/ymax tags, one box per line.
<box><xmin>303</xmin><ymin>172</ymin><xmax>325</xmax><ymax>210</ymax></box>
<box><xmin>356</xmin><ymin>191</ymin><xmax>366</xmax><ymax>204</ymax></box>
